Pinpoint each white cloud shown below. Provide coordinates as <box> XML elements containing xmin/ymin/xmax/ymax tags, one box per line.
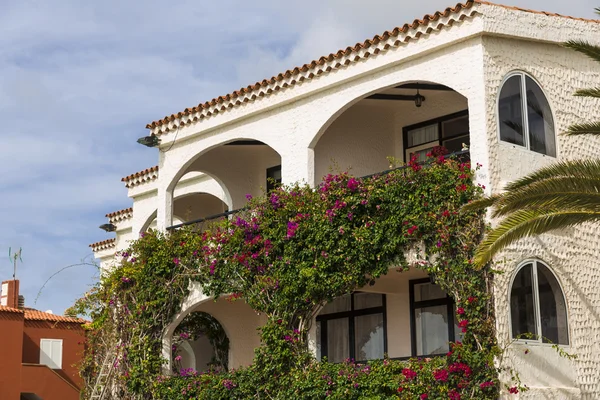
<box><xmin>0</xmin><ymin>0</ymin><xmax>597</xmax><ymax>313</ymax></box>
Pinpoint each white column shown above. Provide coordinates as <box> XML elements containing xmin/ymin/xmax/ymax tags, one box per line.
<box><xmin>281</xmin><ymin>146</ymin><xmax>315</xmax><ymax>188</ymax></box>
<box><xmin>156</xmin><ymin>187</ymin><xmax>173</xmax><ymax>231</ymax></box>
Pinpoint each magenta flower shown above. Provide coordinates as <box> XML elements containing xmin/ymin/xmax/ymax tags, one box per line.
<box><xmin>402</xmin><ymin>368</ymin><xmax>417</xmax><ymax>380</ymax></box>
<box><xmin>347</xmin><ymin>178</ymin><xmax>360</xmax><ymax>191</ymax></box>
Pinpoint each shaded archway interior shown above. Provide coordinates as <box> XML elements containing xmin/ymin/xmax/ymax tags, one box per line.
<box><xmin>181</xmin><ymin>140</ymin><xmax>281</xmax><ymax>210</ymax></box>
<box><xmin>313</xmin><ymin>81</ymin><xmax>469</xmax><ymax>183</ymax></box>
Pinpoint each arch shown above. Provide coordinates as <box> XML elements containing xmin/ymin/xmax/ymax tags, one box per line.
<box><xmin>496</xmin><ymin>70</ymin><xmax>557</xmax><ymax>157</ymax></box>
<box><xmin>177</xmin><ymin>341</ymin><xmax>196</xmax><ymax>371</ymax></box>
<box><xmin>174</xmin><ymin>170</ymin><xmax>233</xmax><ymax>211</ymax></box>
<box><xmin>508</xmin><ymin>259</ymin><xmax>569</xmax><ymax>345</ymax></box>
<box><xmin>308</xmin><ymin>79</ymin><xmax>470</xmax><ymax>150</ymax></box>
<box><xmin>140</xmin><ymin>210</ymin><xmax>184</xmax><ymax>233</ymax></box>
<box><xmin>310</xmin><ymin>79</ymin><xmax>469</xmax><ymax>182</ymax></box>
<box><xmin>166</xmin><ymin>138</ymin><xmax>283</xmax><ymax>193</ymax></box>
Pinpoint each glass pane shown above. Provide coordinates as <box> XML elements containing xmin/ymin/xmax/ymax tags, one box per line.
<box><xmin>499</xmin><ymin>75</ymin><xmax>525</xmax><ymax>146</ymax></box>
<box><xmin>320</xmin><ymin>294</ymin><xmax>351</xmax><ymax>315</ymax></box>
<box><xmin>354</xmin><ymin>314</ymin><xmax>384</xmax><ymax>361</ymax></box>
<box><xmin>442</xmin><ymin>135</ymin><xmax>469</xmax><ymax>154</ymax></box>
<box><xmin>537</xmin><ymin>263</ymin><xmax>569</xmax><ymax>345</ymax></box>
<box><xmin>526</xmin><ymin>77</ymin><xmax>556</xmax><ymax>157</ymax></box>
<box><xmin>511</xmin><ymin>264</ymin><xmax>537</xmax><ymax>339</ymax></box>
<box><xmin>407</xmin><ymin>124</ymin><xmax>438</xmax><ymax>147</ymax></box>
<box><xmin>327</xmin><ymin>318</ymin><xmax>349</xmax><ymax>363</ymax></box>
<box><xmin>354</xmin><ymin>293</ymin><xmax>383</xmax><ymax>310</ymax></box>
<box><xmin>407</xmin><ymin>146</ymin><xmax>435</xmax><ymax>163</ymax></box>
<box><xmin>442</xmin><ymin>115</ymin><xmax>469</xmax><ymax>138</ymax></box>
<box><xmin>415</xmin><ymin>305</ymin><xmax>450</xmax><ymax>355</ymax></box>
<box><xmin>414</xmin><ymin>282</ymin><xmax>446</xmax><ymax>302</ymax></box>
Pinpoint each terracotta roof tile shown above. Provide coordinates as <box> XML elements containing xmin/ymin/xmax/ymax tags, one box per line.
<box><xmin>24</xmin><ymin>308</ymin><xmax>86</xmax><ymax>324</ymax></box>
<box><xmin>0</xmin><ymin>305</ymin><xmax>24</xmax><ymax>313</ymax></box>
<box><xmin>121</xmin><ymin>166</ymin><xmax>159</xmax><ymax>188</ymax></box>
<box><xmin>106</xmin><ymin>207</ymin><xmax>133</xmax><ymax>223</ymax></box>
<box><xmin>145</xmin><ymin>1</ymin><xmax>600</xmax><ymax>135</ymax></box>
<box><xmin>89</xmin><ymin>238</ymin><xmax>116</xmax><ymax>251</ymax></box>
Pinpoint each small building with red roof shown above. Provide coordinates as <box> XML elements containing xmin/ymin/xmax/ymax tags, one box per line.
<box><xmin>0</xmin><ymin>279</ymin><xmax>86</xmax><ymax>400</ymax></box>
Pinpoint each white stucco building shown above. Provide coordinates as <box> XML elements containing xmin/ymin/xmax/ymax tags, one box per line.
<box><xmin>90</xmin><ymin>1</ymin><xmax>600</xmax><ymax>397</ymax></box>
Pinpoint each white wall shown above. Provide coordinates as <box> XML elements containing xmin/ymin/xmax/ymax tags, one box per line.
<box><xmin>483</xmin><ymin>36</ymin><xmax>600</xmax><ymax>397</ymax></box>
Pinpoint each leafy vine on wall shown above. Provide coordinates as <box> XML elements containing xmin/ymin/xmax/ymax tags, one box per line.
<box><xmin>72</xmin><ymin>152</ymin><xmax>519</xmax><ymax>399</ymax></box>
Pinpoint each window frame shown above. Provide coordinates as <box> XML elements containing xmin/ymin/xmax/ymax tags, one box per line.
<box><xmin>266</xmin><ymin>165</ymin><xmax>282</xmax><ymax>193</ymax></box>
<box><xmin>409</xmin><ymin>278</ymin><xmax>457</xmax><ymax>357</ymax></box>
<box><xmin>402</xmin><ymin>110</ymin><xmax>469</xmax><ymax>163</ymax></box>
<box><xmin>40</xmin><ymin>338</ymin><xmax>63</xmax><ymax>369</ymax></box>
<box><xmin>508</xmin><ymin>259</ymin><xmax>570</xmax><ymax>345</ymax></box>
<box><xmin>316</xmin><ymin>292</ymin><xmax>387</xmax><ymax>362</ymax></box>
<box><xmin>496</xmin><ymin>71</ymin><xmax>557</xmax><ymax>157</ymax></box>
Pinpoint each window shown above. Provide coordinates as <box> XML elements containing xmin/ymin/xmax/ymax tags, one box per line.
<box><xmin>498</xmin><ymin>72</ymin><xmax>556</xmax><ymax>156</ymax></box>
<box><xmin>40</xmin><ymin>339</ymin><xmax>63</xmax><ymax>369</ymax></box>
<box><xmin>409</xmin><ymin>279</ymin><xmax>462</xmax><ymax>356</ymax></box>
<box><xmin>403</xmin><ymin>111</ymin><xmax>469</xmax><ymax>162</ymax></box>
<box><xmin>510</xmin><ymin>260</ymin><xmax>569</xmax><ymax>345</ymax></box>
<box><xmin>316</xmin><ymin>293</ymin><xmax>386</xmax><ymax>362</ymax></box>
<box><xmin>266</xmin><ymin>165</ymin><xmax>282</xmax><ymax>192</ymax></box>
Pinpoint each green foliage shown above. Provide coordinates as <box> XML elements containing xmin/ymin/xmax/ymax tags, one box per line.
<box><xmin>77</xmin><ymin>154</ymin><xmax>510</xmax><ymax>399</ymax></box>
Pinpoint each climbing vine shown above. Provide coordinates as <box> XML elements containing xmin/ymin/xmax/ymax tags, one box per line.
<box><xmin>73</xmin><ymin>151</ymin><xmax>518</xmax><ymax>399</ymax></box>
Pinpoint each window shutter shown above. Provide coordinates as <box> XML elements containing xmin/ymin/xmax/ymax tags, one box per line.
<box><xmin>40</xmin><ymin>339</ymin><xmax>63</xmax><ymax>369</ymax></box>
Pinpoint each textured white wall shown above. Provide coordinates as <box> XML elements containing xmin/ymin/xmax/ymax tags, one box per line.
<box><xmin>483</xmin><ymin>35</ymin><xmax>600</xmax><ymax>397</ymax></box>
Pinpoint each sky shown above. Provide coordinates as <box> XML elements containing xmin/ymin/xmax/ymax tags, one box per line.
<box><xmin>1</xmin><ymin>0</ymin><xmax>597</xmax><ymax>314</ymax></box>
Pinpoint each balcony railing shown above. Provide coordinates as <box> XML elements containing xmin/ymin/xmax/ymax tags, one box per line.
<box><xmin>167</xmin><ymin>150</ymin><xmax>469</xmax><ymax>231</ymax></box>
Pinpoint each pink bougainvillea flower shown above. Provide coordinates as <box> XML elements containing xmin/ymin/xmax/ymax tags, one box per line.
<box><xmin>433</xmin><ymin>369</ymin><xmax>449</xmax><ymax>382</ymax></box>
<box><xmin>456</xmin><ymin>307</ymin><xmax>465</xmax><ymax>315</ymax></box>
<box><xmin>508</xmin><ymin>387</ymin><xmax>519</xmax><ymax>394</ymax></box>
<box><xmin>402</xmin><ymin>368</ymin><xmax>417</xmax><ymax>380</ymax></box>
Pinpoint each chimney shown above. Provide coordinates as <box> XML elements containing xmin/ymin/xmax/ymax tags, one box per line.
<box><xmin>1</xmin><ymin>279</ymin><xmax>19</xmax><ymax>308</ymax></box>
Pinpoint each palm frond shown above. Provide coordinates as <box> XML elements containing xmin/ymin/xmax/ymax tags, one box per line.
<box><xmin>473</xmin><ymin>210</ymin><xmax>600</xmax><ymax>267</ymax></box>
<box><xmin>564</xmin><ymin>40</ymin><xmax>600</xmax><ymax>63</ymax></box>
<box><xmin>564</xmin><ymin>122</ymin><xmax>600</xmax><ymax>136</ymax></box>
<box><xmin>574</xmin><ymin>88</ymin><xmax>600</xmax><ymax>98</ymax></box>
<box><xmin>504</xmin><ymin>159</ymin><xmax>600</xmax><ymax>191</ymax></box>
<box><xmin>490</xmin><ymin>176</ymin><xmax>600</xmax><ymax>217</ymax></box>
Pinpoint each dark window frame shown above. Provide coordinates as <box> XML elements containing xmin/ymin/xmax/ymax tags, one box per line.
<box><xmin>497</xmin><ymin>71</ymin><xmax>556</xmax><ymax>157</ymax></box>
<box><xmin>509</xmin><ymin>260</ymin><xmax>569</xmax><ymax>345</ymax></box>
<box><xmin>266</xmin><ymin>165</ymin><xmax>282</xmax><ymax>193</ymax></box>
<box><xmin>409</xmin><ymin>278</ymin><xmax>457</xmax><ymax>357</ymax></box>
<box><xmin>316</xmin><ymin>292</ymin><xmax>387</xmax><ymax>362</ymax></box>
<box><xmin>402</xmin><ymin>110</ymin><xmax>469</xmax><ymax>163</ymax></box>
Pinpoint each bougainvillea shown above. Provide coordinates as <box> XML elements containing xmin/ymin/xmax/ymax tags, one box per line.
<box><xmin>72</xmin><ymin>153</ymin><xmax>515</xmax><ymax>399</ymax></box>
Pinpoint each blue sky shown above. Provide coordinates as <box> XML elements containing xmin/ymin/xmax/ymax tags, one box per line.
<box><xmin>1</xmin><ymin>0</ymin><xmax>597</xmax><ymax>314</ymax></box>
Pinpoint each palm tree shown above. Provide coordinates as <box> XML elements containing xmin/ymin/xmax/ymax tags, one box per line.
<box><xmin>465</xmin><ymin>24</ymin><xmax>600</xmax><ymax>268</ymax></box>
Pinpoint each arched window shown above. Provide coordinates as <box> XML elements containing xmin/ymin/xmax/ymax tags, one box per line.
<box><xmin>498</xmin><ymin>72</ymin><xmax>556</xmax><ymax>157</ymax></box>
<box><xmin>510</xmin><ymin>260</ymin><xmax>568</xmax><ymax>345</ymax></box>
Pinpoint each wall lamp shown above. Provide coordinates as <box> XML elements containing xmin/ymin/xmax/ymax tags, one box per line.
<box><xmin>137</xmin><ymin>135</ymin><xmax>160</xmax><ymax>147</ymax></box>
<box><xmin>99</xmin><ymin>223</ymin><xmax>117</xmax><ymax>232</ymax></box>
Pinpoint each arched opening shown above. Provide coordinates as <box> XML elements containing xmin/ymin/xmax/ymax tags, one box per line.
<box><xmin>311</xmin><ymin>81</ymin><xmax>469</xmax><ymax>183</ymax></box>
<box><xmin>171</xmin><ymin>311</ymin><xmax>230</xmax><ymax>374</ymax></box>
<box><xmin>497</xmin><ymin>71</ymin><xmax>556</xmax><ymax>157</ymax></box>
<box><xmin>166</xmin><ymin>139</ymin><xmax>281</xmax><ymax>228</ymax></box>
<box><xmin>509</xmin><ymin>260</ymin><xmax>569</xmax><ymax>345</ymax></box>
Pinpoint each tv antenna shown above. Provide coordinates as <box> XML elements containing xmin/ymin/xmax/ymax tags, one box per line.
<box><xmin>9</xmin><ymin>247</ymin><xmax>23</xmax><ymax>280</ymax></box>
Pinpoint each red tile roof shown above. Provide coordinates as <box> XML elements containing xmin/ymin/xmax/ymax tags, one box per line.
<box><xmin>105</xmin><ymin>207</ymin><xmax>133</xmax><ymax>218</ymax></box>
<box><xmin>24</xmin><ymin>308</ymin><xmax>86</xmax><ymax>324</ymax></box>
<box><xmin>0</xmin><ymin>306</ymin><xmax>85</xmax><ymax>324</ymax></box>
<box><xmin>0</xmin><ymin>305</ymin><xmax>24</xmax><ymax>313</ymax></box>
<box><xmin>121</xmin><ymin>166</ymin><xmax>159</xmax><ymax>188</ymax></box>
<box><xmin>144</xmin><ymin>1</ymin><xmax>599</xmax><ymax>134</ymax></box>
<box><xmin>89</xmin><ymin>238</ymin><xmax>116</xmax><ymax>251</ymax></box>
